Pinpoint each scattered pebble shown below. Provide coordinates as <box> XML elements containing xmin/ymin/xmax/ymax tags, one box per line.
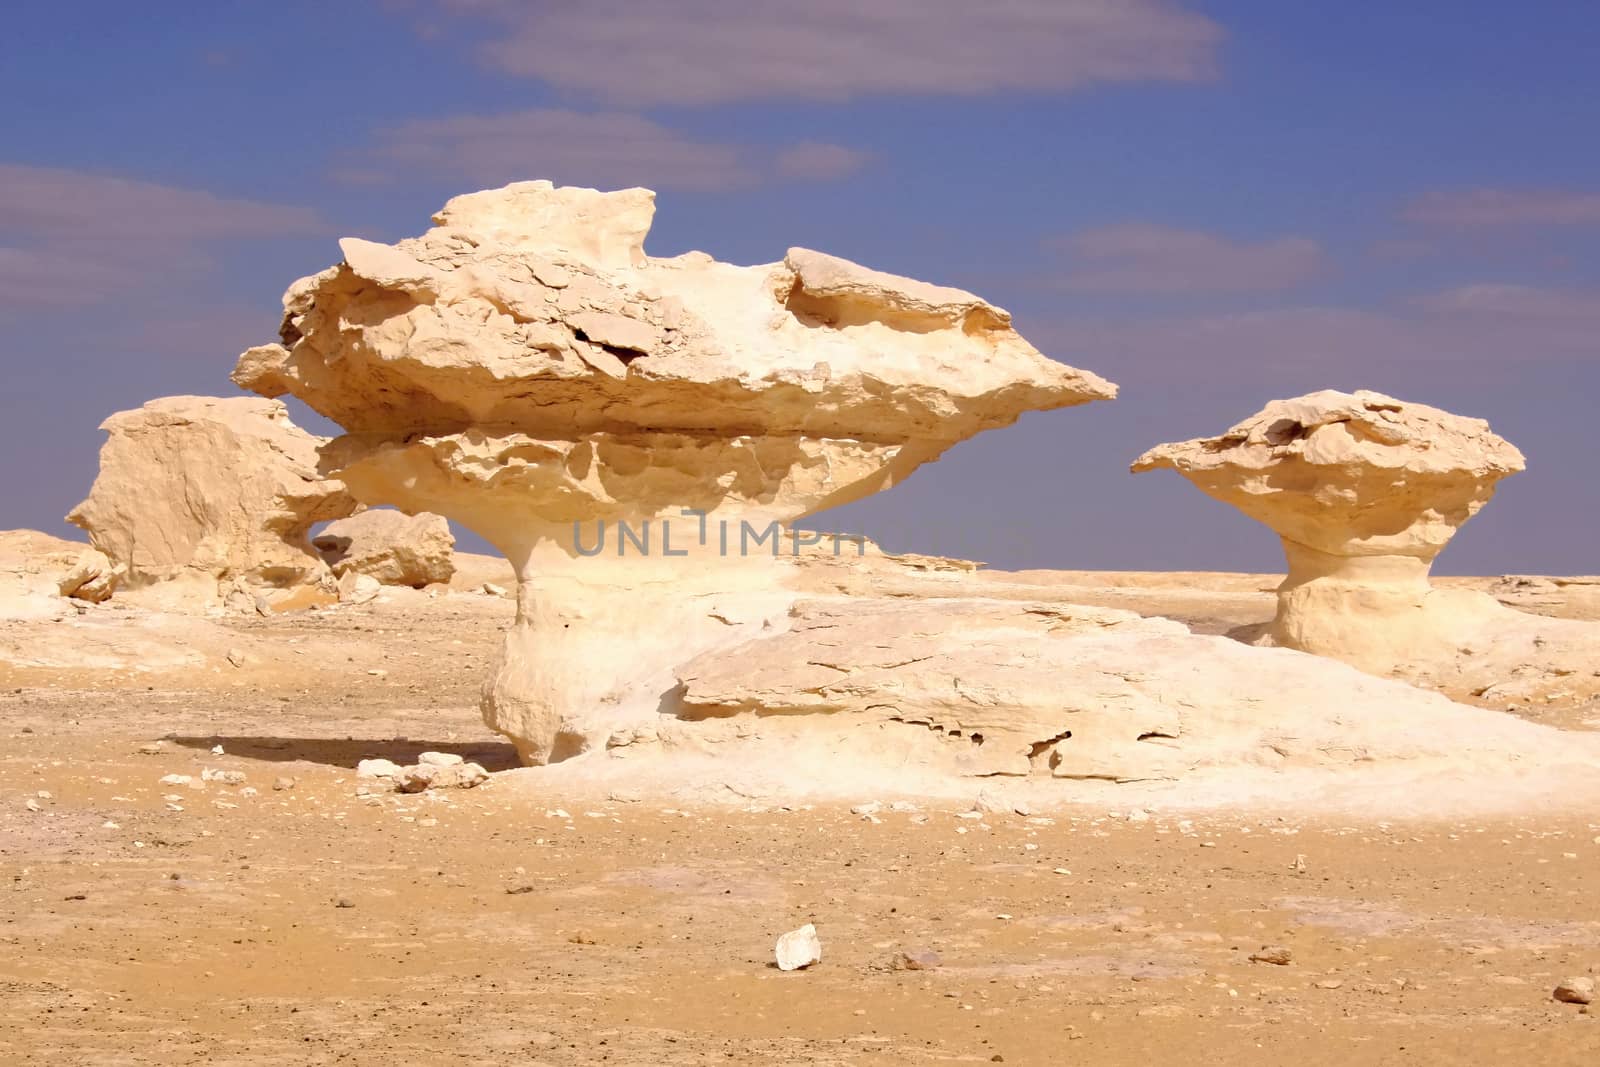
<box><xmin>1554</xmin><ymin>977</ymin><xmax>1595</xmax><ymax>1005</ymax></box>
<box><xmin>356</xmin><ymin>759</ymin><xmax>401</xmax><ymax>779</ymax></box>
<box><xmin>1250</xmin><ymin>946</ymin><xmax>1293</xmax><ymax>966</ymax></box>
<box><xmin>893</xmin><ymin>949</ymin><xmax>941</xmax><ymax>971</ymax></box>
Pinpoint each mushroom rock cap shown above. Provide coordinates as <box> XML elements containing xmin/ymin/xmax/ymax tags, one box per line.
<box><xmin>1132</xmin><ymin>389</ymin><xmax>1525</xmax><ymax>560</ymax></box>
<box><xmin>234</xmin><ymin>180</ymin><xmax>1115</xmax><ymax>548</ymax></box>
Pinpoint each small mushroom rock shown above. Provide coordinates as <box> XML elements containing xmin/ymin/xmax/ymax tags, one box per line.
<box><xmin>1133</xmin><ymin>390</ymin><xmax>1600</xmax><ymax>690</ymax></box>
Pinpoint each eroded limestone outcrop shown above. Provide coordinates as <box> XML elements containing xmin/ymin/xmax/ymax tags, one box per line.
<box><xmin>669</xmin><ymin>594</ymin><xmax>1574</xmax><ymax>784</ymax></box>
<box><xmin>233</xmin><ymin>180</ymin><xmax>1117</xmax><ymax>763</ymax></box>
<box><xmin>0</xmin><ymin>530</ymin><xmax>122</xmax><ymax>620</ymax></box>
<box><xmin>68</xmin><ymin>396</ymin><xmax>359</xmax><ymax>611</ymax></box>
<box><xmin>1133</xmin><ymin>390</ymin><xmax>1599</xmax><ymax>695</ymax></box>
<box><xmin>314</xmin><ymin>509</ymin><xmax>455</xmax><ymax>589</ymax></box>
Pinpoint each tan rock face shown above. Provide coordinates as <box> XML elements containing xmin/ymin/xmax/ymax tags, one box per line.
<box><xmin>67</xmin><ymin>396</ymin><xmax>359</xmax><ymax>608</ymax></box>
<box><xmin>313</xmin><ymin>509</ymin><xmax>455</xmax><ymax>588</ymax></box>
<box><xmin>1133</xmin><ymin>389</ymin><xmax>1528</xmax><ymax>672</ymax></box>
<box><xmin>234</xmin><ymin>180</ymin><xmax>1116</xmax><ymax>762</ymax></box>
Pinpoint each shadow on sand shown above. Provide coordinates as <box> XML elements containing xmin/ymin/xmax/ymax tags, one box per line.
<box><xmin>166</xmin><ymin>735</ymin><xmax>521</xmax><ymax>771</ymax></box>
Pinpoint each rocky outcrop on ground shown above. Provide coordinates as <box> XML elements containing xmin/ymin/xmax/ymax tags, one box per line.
<box><xmin>67</xmin><ymin>396</ymin><xmax>359</xmax><ymax>611</ymax></box>
<box><xmin>233</xmin><ymin>180</ymin><xmax>1117</xmax><ymax>764</ymax></box>
<box><xmin>0</xmin><ymin>530</ymin><xmax>122</xmax><ymax>620</ymax></box>
<box><xmin>667</xmin><ymin>594</ymin><xmax>1581</xmax><ymax>784</ymax></box>
<box><xmin>313</xmin><ymin>509</ymin><xmax>455</xmax><ymax>588</ymax></box>
<box><xmin>1133</xmin><ymin>390</ymin><xmax>1600</xmax><ymax>702</ymax></box>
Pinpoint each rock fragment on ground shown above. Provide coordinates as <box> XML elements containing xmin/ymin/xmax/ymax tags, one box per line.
<box><xmin>775</xmin><ymin>923</ymin><xmax>823</xmax><ymax>971</ymax></box>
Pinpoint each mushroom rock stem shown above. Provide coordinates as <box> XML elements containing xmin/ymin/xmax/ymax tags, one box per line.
<box><xmin>1273</xmin><ymin>543</ymin><xmax>1456</xmax><ymax>668</ymax></box>
<box><xmin>485</xmin><ymin>542</ymin><xmax>798</xmax><ymax>765</ymax></box>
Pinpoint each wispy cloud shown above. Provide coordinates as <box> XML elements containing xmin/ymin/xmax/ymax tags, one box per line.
<box><xmin>1415</xmin><ymin>283</ymin><xmax>1600</xmax><ymax>325</ymax></box>
<box><xmin>1403</xmin><ymin>188</ymin><xmax>1600</xmax><ymax>228</ymax></box>
<box><xmin>1037</xmin><ymin>282</ymin><xmax>1600</xmax><ymax>383</ymax></box>
<box><xmin>0</xmin><ymin>163</ymin><xmax>322</xmax><ymax>242</ymax></box>
<box><xmin>0</xmin><ymin>164</ymin><xmax>323</xmax><ymax>309</ymax></box>
<box><xmin>1049</xmin><ymin>223</ymin><xmax>1326</xmax><ymax>294</ymax></box>
<box><xmin>347</xmin><ymin>109</ymin><xmax>868</xmax><ymax>192</ymax></box>
<box><xmin>772</xmin><ymin>142</ymin><xmax>873</xmax><ymax>182</ymax></box>
<box><xmin>416</xmin><ymin>0</ymin><xmax>1222</xmax><ymax>106</ymax></box>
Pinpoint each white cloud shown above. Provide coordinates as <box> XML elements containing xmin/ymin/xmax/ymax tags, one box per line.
<box><xmin>423</xmin><ymin>0</ymin><xmax>1222</xmax><ymax>105</ymax></box>
<box><xmin>1403</xmin><ymin>188</ymin><xmax>1600</xmax><ymax>228</ymax></box>
<box><xmin>1051</xmin><ymin>223</ymin><xmax>1325</xmax><ymax>293</ymax></box>
<box><xmin>352</xmin><ymin>109</ymin><xmax>866</xmax><ymax>192</ymax></box>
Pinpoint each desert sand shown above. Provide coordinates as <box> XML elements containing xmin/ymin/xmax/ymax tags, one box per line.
<box><xmin>3</xmin><ymin>562</ymin><xmax>1598</xmax><ymax>1063</ymax></box>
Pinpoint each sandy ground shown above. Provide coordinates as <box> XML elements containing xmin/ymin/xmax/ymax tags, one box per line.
<box><xmin>3</xmin><ymin>571</ymin><xmax>1599</xmax><ymax>1064</ymax></box>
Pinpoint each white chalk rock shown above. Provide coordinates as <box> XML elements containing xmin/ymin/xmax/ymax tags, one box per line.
<box><xmin>314</xmin><ymin>509</ymin><xmax>454</xmax><ymax>588</ymax></box>
<box><xmin>67</xmin><ymin>396</ymin><xmax>357</xmax><ymax>609</ymax></box>
<box><xmin>233</xmin><ymin>180</ymin><xmax>1116</xmax><ymax>766</ymax></box>
<box><xmin>775</xmin><ymin>923</ymin><xmax>823</xmax><ymax>971</ymax></box>
<box><xmin>356</xmin><ymin>758</ymin><xmax>401</xmax><ymax>778</ymax></box>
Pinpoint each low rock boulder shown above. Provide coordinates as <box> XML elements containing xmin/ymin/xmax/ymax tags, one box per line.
<box><xmin>67</xmin><ymin>396</ymin><xmax>359</xmax><ymax>610</ymax></box>
<box><xmin>313</xmin><ymin>509</ymin><xmax>454</xmax><ymax>588</ymax></box>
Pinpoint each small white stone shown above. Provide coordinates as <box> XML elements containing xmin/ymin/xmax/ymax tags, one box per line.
<box><xmin>775</xmin><ymin>923</ymin><xmax>822</xmax><ymax>971</ymax></box>
<box><xmin>356</xmin><ymin>758</ymin><xmax>401</xmax><ymax>778</ymax></box>
<box><xmin>159</xmin><ymin>774</ymin><xmax>194</xmax><ymax>787</ymax></box>
<box><xmin>417</xmin><ymin>751</ymin><xmax>464</xmax><ymax>767</ymax></box>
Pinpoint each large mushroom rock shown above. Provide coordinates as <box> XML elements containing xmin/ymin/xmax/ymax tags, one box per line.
<box><xmin>67</xmin><ymin>396</ymin><xmax>359</xmax><ymax>611</ymax></box>
<box><xmin>233</xmin><ymin>180</ymin><xmax>1116</xmax><ymax>764</ymax></box>
<box><xmin>1132</xmin><ymin>389</ymin><xmax>1600</xmax><ymax>690</ymax></box>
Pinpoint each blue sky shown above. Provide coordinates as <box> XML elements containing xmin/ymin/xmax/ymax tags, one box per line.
<box><xmin>3</xmin><ymin>1</ymin><xmax>1597</xmax><ymax>574</ymax></box>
